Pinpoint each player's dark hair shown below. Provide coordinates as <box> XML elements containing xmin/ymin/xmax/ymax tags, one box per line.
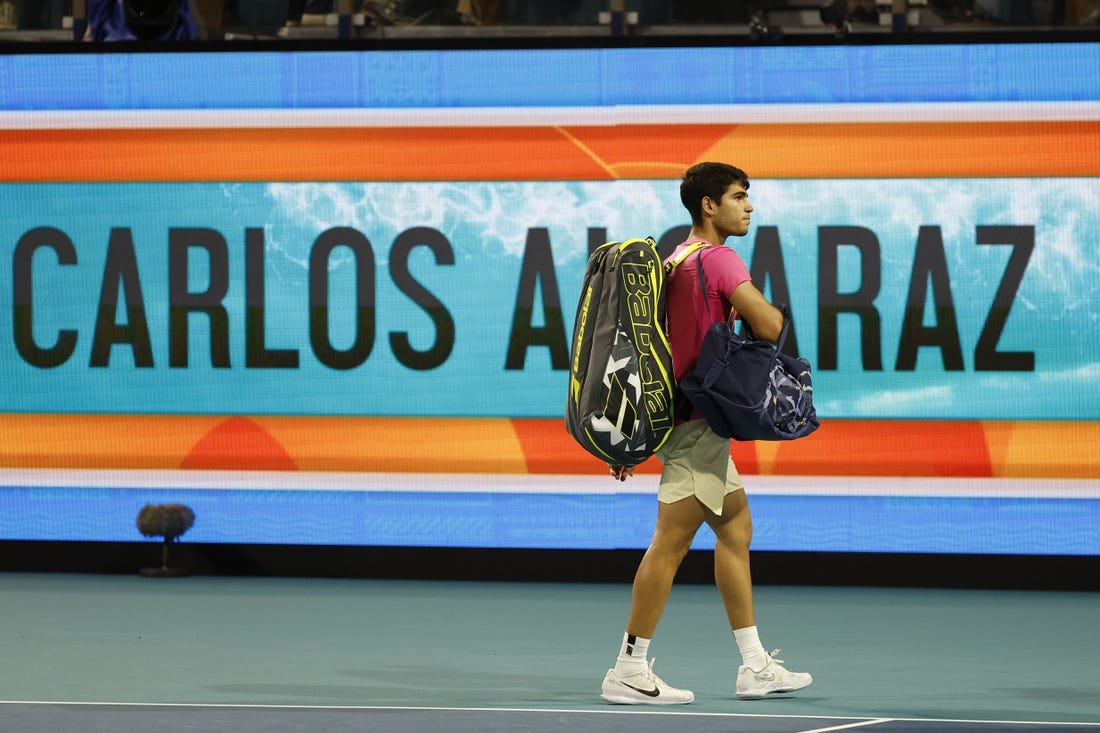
<box><xmin>680</xmin><ymin>162</ymin><xmax>751</xmax><ymax>225</ymax></box>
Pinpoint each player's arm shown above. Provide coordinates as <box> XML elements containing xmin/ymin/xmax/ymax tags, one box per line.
<box><xmin>729</xmin><ymin>280</ymin><xmax>784</xmax><ymax>344</ymax></box>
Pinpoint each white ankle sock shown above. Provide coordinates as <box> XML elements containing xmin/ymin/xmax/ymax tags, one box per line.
<box><xmin>733</xmin><ymin>626</ymin><xmax>769</xmax><ymax>671</ymax></box>
<box><xmin>615</xmin><ymin>632</ymin><xmax>650</xmax><ymax>673</ymax></box>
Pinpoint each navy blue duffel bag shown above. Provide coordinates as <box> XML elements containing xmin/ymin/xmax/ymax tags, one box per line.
<box><xmin>679</xmin><ymin>257</ymin><xmax>819</xmax><ymax>442</ymax></box>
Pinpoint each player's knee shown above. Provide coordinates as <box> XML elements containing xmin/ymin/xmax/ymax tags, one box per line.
<box><xmin>715</xmin><ymin>515</ymin><xmax>752</xmax><ymax>553</ymax></box>
<box><xmin>650</xmin><ymin>530</ymin><xmax>696</xmax><ymax>560</ymax></box>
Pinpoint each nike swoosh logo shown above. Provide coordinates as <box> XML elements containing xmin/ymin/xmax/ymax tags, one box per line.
<box><xmin>622</xmin><ymin>682</ymin><xmax>660</xmax><ymax>697</ymax></box>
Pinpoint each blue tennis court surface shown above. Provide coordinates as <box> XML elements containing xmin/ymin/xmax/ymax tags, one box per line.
<box><xmin>2</xmin><ymin>575</ymin><xmax>1098</xmax><ymax>732</ymax></box>
<box><xmin>3</xmin><ymin>703</ymin><xmax>1099</xmax><ymax>733</ymax></box>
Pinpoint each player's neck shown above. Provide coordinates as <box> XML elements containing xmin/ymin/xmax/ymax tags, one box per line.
<box><xmin>688</xmin><ymin>225</ymin><xmax>725</xmax><ymax>247</ymax></box>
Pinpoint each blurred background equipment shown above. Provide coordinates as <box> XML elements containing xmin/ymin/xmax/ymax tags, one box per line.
<box><xmin>136</xmin><ymin>503</ymin><xmax>196</xmax><ymax>578</ymax></box>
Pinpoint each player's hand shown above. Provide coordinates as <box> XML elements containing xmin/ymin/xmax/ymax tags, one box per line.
<box><xmin>608</xmin><ymin>464</ymin><xmax>635</xmax><ymax>481</ymax></box>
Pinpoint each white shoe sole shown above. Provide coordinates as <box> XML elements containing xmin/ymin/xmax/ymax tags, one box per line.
<box><xmin>736</xmin><ymin>677</ymin><xmax>813</xmax><ymax>699</ymax></box>
<box><xmin>601</xmin><ymin>690</ymin><xmax>694</xmax><ymax>705</ymax></box>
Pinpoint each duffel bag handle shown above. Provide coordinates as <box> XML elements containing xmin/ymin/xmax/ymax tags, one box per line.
<box><xmin>694</xmin><ymin>249</ymin><xmax>791</xmax><ymax>351</ymax></box>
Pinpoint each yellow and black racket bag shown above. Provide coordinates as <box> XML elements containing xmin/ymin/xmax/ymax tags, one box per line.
<box><xmin>565</xmin><ymin>238</ymin><xmax>676</xmax><ymax>467</ymax></box>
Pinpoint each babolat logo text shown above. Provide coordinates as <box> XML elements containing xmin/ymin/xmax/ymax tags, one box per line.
<box><xmin>572</xmin><ymin>285</ymin><xmax>593</xmax><ymax>376</ymax></box>
<box><xmin>621</xmin><ymin>256</ymin><xmax>673</xmax><ymax>435</ymax></box>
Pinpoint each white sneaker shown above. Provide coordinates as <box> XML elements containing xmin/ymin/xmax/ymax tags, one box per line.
<box><xmin>600</xmin><ymin>659</ymin><xmax>694</xmax><ymax>705</ymax></box>
<box><xmin>735</xmin><ymin>650</ymin><xmax>813</xmax><ymax>699</ymax></box>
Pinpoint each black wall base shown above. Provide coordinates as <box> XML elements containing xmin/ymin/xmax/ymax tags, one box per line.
<box><xmin>1</xmin><ymin>541</ymin><xmax>1097</xmax><ymax>592</ymax></box>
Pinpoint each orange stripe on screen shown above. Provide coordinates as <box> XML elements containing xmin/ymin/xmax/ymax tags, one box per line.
<box><xmin>2</xmin><ymin>121</ymin><xmax>1097</xmax><ymax>182</ymax></box>
<box><xmin>0</xmin><ymin>414</ymin><xmax>1096</xmax><ymax>479</ymax></box>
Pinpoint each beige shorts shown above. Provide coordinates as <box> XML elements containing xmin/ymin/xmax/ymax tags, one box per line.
<box><xmin>655</xmin><ymin>419</ymin><xmax>744</xmax><ymax>516</ymax></box>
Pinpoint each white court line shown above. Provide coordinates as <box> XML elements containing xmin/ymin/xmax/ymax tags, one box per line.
<box><xmin>0</xmin><ymin>700</ymin><xmax>868</xmax><ymax>719</ymax></box>
<box><xmin>1</xmin><ymin>701</ymin><xmax>1098</xmax><ymax>726</ymax></box>
<box><xmin>797</xmin><ymin>719</ymin><xmax>894</xmax><ymax>733</ymax></box>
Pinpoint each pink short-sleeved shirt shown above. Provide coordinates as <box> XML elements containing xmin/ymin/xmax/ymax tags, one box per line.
<box><xmin>663</xmin><ymin>239</ymin><xmax>752</xmax><ymax>384</ymax></box>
